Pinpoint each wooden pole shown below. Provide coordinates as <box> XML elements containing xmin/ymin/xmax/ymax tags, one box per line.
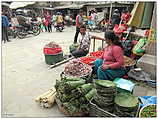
<box><xmin>93</xmin><ymin>38</ymin><xmax>96</xmax><ymax>52</ymax></box>
<box><xmin>109</xmin><ymin>2</ymin><xmax>113</xmax><ymax>22</ymax></box>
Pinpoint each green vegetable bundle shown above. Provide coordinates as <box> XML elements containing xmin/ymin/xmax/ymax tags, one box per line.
<box><xmin>77</xmin><ymin>83</ymin><xmax>93</xmax><ymax>96</ymax></box>
<box><xmin>64</xmin><ymin>80</ymin><xmax>86</xmax><ymax>91</ymax></box>
<box><xmin>55</xmin><ymin>77</ymin><xmax>95</xmax><ymax>116</ymax></box>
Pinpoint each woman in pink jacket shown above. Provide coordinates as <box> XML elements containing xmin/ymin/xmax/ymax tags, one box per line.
<box><xmin>93</xmin><ymin>31</ymin><xmax>126</xmax><ymax>80</ymax></box>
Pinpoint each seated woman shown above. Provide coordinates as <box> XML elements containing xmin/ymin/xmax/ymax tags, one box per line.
<box><xmin>71</xmin><ymin>25</ymin><xmax>105</xmax><ymax>58</ymax></box>
<box><xmin>93</xmin><ymin>31</ymin><xmax>126</xmax><ymax>80</ymax></box>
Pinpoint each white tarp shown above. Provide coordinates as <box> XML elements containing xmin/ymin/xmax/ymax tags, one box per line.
<box><xmin>9</xmin><ymin>2</ymin><xmax>35</xmax><ymax>9</ymax></box>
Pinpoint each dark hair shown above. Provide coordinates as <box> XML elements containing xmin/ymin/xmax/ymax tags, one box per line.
<box><xmin>104</xmin><ymin>31</ymin><xmax>123</xmax><ymax>48</ymax></box>
<box><xmin>80</xmin><ymin>24</ymin><xmax>86</xmax><ymax>30</ymax></box>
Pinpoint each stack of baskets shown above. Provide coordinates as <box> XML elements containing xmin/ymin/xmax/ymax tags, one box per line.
<box><xmin>93</xmin><ymin>80</ymin><xmax>117</xmax><ymax>113</ymax></box>
<box><xmin>89</xmin><ymin>80</ymin><xmax>117</xmax><ymax>117</ymax></box>
<box><xmin>114</xmin><ymin>93</ymin><xmax>139</xmax><ymax>117</ymax></box>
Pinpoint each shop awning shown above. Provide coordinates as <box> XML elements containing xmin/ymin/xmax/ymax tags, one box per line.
<box><xmin>9</xmin><ymin>2</ymin><xmax>36</xmax><ymax>9</ymax></box>
<box><xmin>53</xmin><ymin>4</ymin><xmax>84</xmax><ymax>10</ymax></box>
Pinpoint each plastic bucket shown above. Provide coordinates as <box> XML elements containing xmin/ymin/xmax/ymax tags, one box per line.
<box><xmin>44</xmin><ymin>52</ymin><xmax>63</xmax><ymax>65</ymax></box>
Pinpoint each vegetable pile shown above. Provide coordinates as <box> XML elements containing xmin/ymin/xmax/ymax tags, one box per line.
<box><xmin>55</xmin><ymin>77</ymin><xmax>96</xmax><ymax>116</ymax></box>
<box><xmin>43</xmin><ymin>42</ymin><xmax>62</xmax><ymax>55</ymax></box>
<box><xmin>139</xmin><ymin>104</ymin><xmax>156</xmax><ymax>117</ymax></box>
<box><xmin>90</xmin><ymin>51</ymin><xmax>103</xmax><ymax>58</ymax></box>
<box><xmin>79</xmin><ymin>57</ymin><xmax>96</xmax><ymax>65</ymax></box>
<box><xmin>64</xmin><ymin>59</ymin><xmax>92</xmax><ymax>78</ymax></box>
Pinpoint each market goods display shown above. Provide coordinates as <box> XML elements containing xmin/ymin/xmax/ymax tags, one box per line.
<box><xmin>43</xmin><ymin>42</ymin><xmax>62</xmax><ymax>55</ymax></box>
<box><xmin>114</xmin><ymin>92</ymin><xmax>139</xmax><ymax>117</ymax></box>
<box><xmin>139</xmin><ymin>104</ymin><xmax>156</xmax><ymax>117</ymax></box>
<box><xmin>35</xmin><ymin>88</ymin><xmax>56</xmax><ymax>108</ymax></box>
<box><xmin>69</xmin><ymin>44</ymin><xmax>80</xmax><ymax>53</ymax></box>
<box><xmin>90</xmin><ymin>50</ymin><xmax>103</xmax><ymax>58</ymax></box>
<box><xmin>64</xmin><ymin>59</ymin><xmax>92</xmax><ymax>78</ymax></box>
<box><xmin>79</xmin><ymin>57</ymin><xmax>96</xmax><ymax>65</ymax></box>
<box><xmin>93</xmin><ymin>80</ymin><xmax>117</xmax><ymax>113</ymax></box>
<box><xmin>55</xmin><ymin>77</ymin><xmax>95</xmax><ymax>116</ymax></box>
<box><xmin>123</xmin><ymin>56</ymin><xmax>136</xmax><ymax>67</ymax></box>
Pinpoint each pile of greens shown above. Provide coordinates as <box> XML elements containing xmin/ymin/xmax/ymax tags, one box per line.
<box><xmin>55</xmin><ymin>77</ymin><xmax>96</xmax><ymax>116</ymax></box>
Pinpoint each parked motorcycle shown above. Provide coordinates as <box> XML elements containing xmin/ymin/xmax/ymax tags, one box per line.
<box><xmin>8</xmin><ymin>26</ymin><xmax>17</xmax><ymax>39</ymax></box>
<box><xmin>16</xmin><ymin>22</ymin><xmax>40</xmax><ymax>39</ymax></box>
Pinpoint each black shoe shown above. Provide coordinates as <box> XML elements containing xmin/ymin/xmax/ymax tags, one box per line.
<box><xmin>7</xmin><ymin>40</ymin><xmax>11</xmax><ymax>42</ymax></box>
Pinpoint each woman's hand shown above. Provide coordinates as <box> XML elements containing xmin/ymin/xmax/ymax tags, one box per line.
<box><xmin>101</xmin><ymin>64</ymin><xmax>110</xmax><ymax>71</ymax></box>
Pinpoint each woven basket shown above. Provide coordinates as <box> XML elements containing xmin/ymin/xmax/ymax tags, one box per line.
<box><xmin>89</xmin><ymin>99</ymin><xmax>117</xmax><ymax>117</ymax></box>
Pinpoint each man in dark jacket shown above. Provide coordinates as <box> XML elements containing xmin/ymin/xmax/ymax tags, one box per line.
<box><xmin>2</xmin><ymin>11</ymin><xmax>11</xmax><ymax>43</ymax></box>
<box><xmin>111</xmin><ymin>9</ymin><xmax>121</xmax><ymax>25</ymax></box>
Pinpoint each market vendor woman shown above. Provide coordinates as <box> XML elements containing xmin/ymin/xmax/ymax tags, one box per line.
<box><xmin>71</xmin><ymin>25</ymin><xmax>105</xmax><ymax>58</ymax></box>
<box><xmin>93</xmin><ymin>31</ymin><xmax>126</xmax><ymax>80</ymax></box>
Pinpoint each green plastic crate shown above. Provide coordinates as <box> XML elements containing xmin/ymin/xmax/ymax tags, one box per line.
<box><xmin>44</xmin><ymin>52</ymin><xmax>63</xmax><ymax>65</ymax></box>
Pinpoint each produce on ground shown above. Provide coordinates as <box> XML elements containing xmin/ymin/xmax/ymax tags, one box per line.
<box><xmin>55</xmin><ymin>77</ymin><xmax>95</xmax><ymax>116</ymax></box>
<box><xmin>35</xmin><ymin>88</ymin><xmax>56</xmax><ymax>108</ymax></box>
<box><xmin>79</xmin><ymin>57</ymin><xmax>96</xmax><ymax>65</ymax></box>
<box><xmin>90</xmin><ymin>51</ymin><xmax>104</xmax><ymax>58</ymax></box>
<box><xmin>64</xmin><ymin>59</ymin><xmax>92</xmax><ymax>78</ymax></box>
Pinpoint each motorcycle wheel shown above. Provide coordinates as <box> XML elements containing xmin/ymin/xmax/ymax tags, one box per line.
<box><xmin>16</xmin><ymin>29</ymin><xmax>26</xmax><ymax>39</ymax></box>
<box><xmin>32</xmin><ymin>26</ymin><xmax>40</xmax><ymax>36</ymax></box>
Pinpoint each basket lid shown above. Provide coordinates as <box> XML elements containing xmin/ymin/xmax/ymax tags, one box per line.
<box><xmin>95</xmin><ymin>80</ymin><xmax>116</xmax><ymax>88</ymax></box>
<box><xmin>114</xmin><ymin>93</ymin><xmax>138</xmax><ymax>108</ymax></box>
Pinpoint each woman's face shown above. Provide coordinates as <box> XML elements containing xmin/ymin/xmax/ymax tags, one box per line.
<box><xmin>105</xmin><ymin>38</ymin><xmax>111</xmax><ymax>45</ymax></box>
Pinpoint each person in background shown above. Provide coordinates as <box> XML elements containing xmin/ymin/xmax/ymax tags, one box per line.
<box><xmin>45</xmin><ymin>12</ymin><xmax>52</xmax><ymax>32</ymax></box>
<box><xmin>74</xmin><ymin>10</ymin><xmax>84</xmax><ymax>43</ymax></box>
<box><xmin>70</xmin><ymin>25</ymin><xmax>105</xmax><ymax>58</ymax></box>
<box><xmin>52</xmin><ymin>14</ymin><xmax>57</xmax><ymax>27</ymax></box>
<box><xmin>56</xmin><ymin>12</ymin><xmax>64</xmax><ymax>25</ymax></box>
<box><xmin>90</xmin><ymin>10</ymin><xmax>98</xmax><ymax>25</ymax></box>
<box><xmin>111</xmin><ymin>9</ymin><xmax>121</xmax><ymax>26</ymax></box>
<box><xmin>10</xmin><ymin>14</ymin><xmax>19</xmax><ymax>27</ymax></box>
<box><xmin>2</xmin><ymin>11</ymin><xmax>11</xmax><ymax>43</ymax></box>
<box><xmin>37</xmin><ymin>16</ymin><xmax>43</xmax><ymax>32</ymax></box>
<box><xmin>93</xmin><ymin>31</ymin><xmax>126</xmax><ymax>80</ymax></box>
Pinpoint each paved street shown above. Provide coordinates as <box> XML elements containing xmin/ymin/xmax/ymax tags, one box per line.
<box><xmin>2</xmin><ymin>26</ymin><xmax>104</xmax><ymax>117</ymax></box>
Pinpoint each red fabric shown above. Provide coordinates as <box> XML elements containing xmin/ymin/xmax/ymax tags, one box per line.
<box><xmin>44</xmin><ymin>20</ymin><xmax>49</xmax><ymax>26</ymax></box>
<box><xmin>113</xmin><ymin>24</ymin><xmax>128</xmax><ymax>34</ymax></box>
<box><xmin>102</xmin><ymin>45</ymin><xmax>124</xmax><ymax>69</ymax></box>
<box><xmin>121</xmin><ymin>13</ymin><xmax>131</xmax><ymax>23</ymax></box>
<box><xmin>43</xmin><ymin>47</ymin><xmax>62</xmax><ymax>55</ymax></box>
<box><xmin>76</xmin><ymin>15</ymin><xmax>81</xmax><ymax>27</ymax></box>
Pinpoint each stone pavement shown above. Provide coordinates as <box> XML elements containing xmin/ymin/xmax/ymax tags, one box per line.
<box><xmin>1</xmin><ymin>26</ymin><xmax>104</xmax><ymax>117</ymax></box>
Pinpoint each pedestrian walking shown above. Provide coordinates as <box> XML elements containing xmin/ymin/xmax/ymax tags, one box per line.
<box><xmin>73</xmin><ymin>10</ymin><xmax>84</xmax><ymax>43</ymax></box>
<box><xmin>45</xmin><ymin>12</ymin><xmax>52</xmax><ymax>32</ymax></box>
<box><xmin>2</xmin><ymin>11</ymin><xmax>11</xmax><ymax>43</ymax></box>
